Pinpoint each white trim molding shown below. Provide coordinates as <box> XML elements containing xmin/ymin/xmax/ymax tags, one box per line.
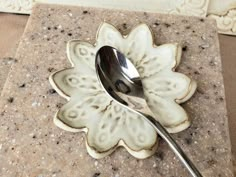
<box><xmin>0</xmin><ymin>0</ymin><xmax>34</xmax><ymax>14</ymax></box>
<box><xmin>0</xmin><ymin>0</ymin><xmax>209</xmax><ymax>17</ymax></box>
<box><xmin>207</xmin><ymin>0</ymin><xmax>236</xmax><ymax>35</ymax></box>
<box><xmin>36</xmin><ymin>0</ymin><xmax>209</xmax><ymax>17</ymax></box>
<box><xmin>208</xmin><ymin>9</ymin><xmax>236</xmax><ymax>35</ymax></box>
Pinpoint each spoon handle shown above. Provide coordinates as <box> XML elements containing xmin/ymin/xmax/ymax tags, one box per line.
<box><xmin>144</xmin><ymin>115</ymin><xmax>203</xmax><ymax>177</ymax></box>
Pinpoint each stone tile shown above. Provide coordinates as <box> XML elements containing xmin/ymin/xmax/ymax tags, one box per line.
<box><xmin>0</xmin><ymin>3</ymin><xmax>233</xmax><ymax>177</ymax></box>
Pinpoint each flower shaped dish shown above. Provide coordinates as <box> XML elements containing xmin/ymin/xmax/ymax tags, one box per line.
<box><xmin>49</xmin><ymin>23</ymin><xmax>197</xmax><ymax>159</ymax></box>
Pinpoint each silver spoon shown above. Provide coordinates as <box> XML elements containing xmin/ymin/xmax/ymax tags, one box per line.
<box><xmin>95</xmin><ymin>46</ymin><xmax>202</xmax><ymax>177</ymax></box>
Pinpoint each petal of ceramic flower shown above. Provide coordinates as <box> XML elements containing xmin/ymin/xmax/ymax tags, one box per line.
<box><xmin>145</xmin><ymin>91</ymin><xmax>190</xmax><ymax>133</ymax></box>
<box><xmin>56</xmin><ymin>92</ymin><xmax>112</xmax><ymax>129</ymax></box>
<box><xmin>86</xmin><ymin>140</ymin><xmax>118</xmax><ymax>159</ymax></box>
<box><xmin>124</xmin><ymin>109</ymin><xmax>158</xmax><ymax>150</ymax></box>
<box><xmin>142</xmin><ymin>71</ymin><xmax>196</xmax><ymax>102</ymax></box>
<box><xmin>50</xmin><ymin>68</ymin><xmax>76</xmax><ymax>99</ymax></box>
<box><xmin>173</xmin><ymin>44</ymin><xmax>182</xmax><ymax>69</ymax></box>
<box><xmin>123</xmin><ymin>24</ymin><xmax>153</xmax><ymax>66</ymax></box>
<box><xmin>176</xmin><ymin>79</ymin><xmax>197</xmax><ymax>103</ymax></box>
<box><xmin>135</xmin><ymin>44</ymin><xmax>182</xmax><ymax>78</ymax></box>
<box><xmin>96</xmin><ymin>23</ymin><xmax>124</xmax><ymax>52</ymax></box>
<box><xmin>67</xmin><ymin>40</ymin><xmax>96</xmax><ymax>69</ymax></box>
<box><xmin>86</xmin><ymin>101</ymin><xmax>158</xmax><ymax>159</ymax></box>
<box><xmin>50</xmin><ymin>68</ymin><xmax>103</xmax><ymax>98</ymax></box>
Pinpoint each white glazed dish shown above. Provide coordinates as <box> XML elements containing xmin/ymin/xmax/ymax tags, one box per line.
<box><xmin>49</xmin><ymin>22</ymin><xmax>197</xmax><ymax>159</ymax></box>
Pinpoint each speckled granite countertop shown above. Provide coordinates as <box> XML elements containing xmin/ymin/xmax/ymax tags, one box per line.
<box><xmin>0</xmin><ymin>3</ymin><xmax>234</xmax><ymax>177</ymax></box>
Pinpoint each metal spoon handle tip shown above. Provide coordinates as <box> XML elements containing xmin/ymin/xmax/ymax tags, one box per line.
<box><xmin>144</xmin><ymin>115</ymin><xmax>203</xmax><ymax>177</ymax></box>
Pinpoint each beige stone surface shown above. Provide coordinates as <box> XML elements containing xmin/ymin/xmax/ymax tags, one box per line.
<box><xmin>0</xmin><ymin>3</ymin><xmax>234</xmax><ymax>177</ymax></box>
<box><xmin>219</xmin><ymin>34</ymin><xmax>236</xmax><ymax>175</ymax></box>
<box><xmin>0</xmin><ymin>13</ymin><xmax>28</xmax><ymax>56</ymax></box>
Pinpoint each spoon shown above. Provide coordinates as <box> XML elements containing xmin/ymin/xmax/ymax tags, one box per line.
<box><xmin>95</xmin><ymin>46</ymin><xmax>202</xmax><ymax>177</ymax></box>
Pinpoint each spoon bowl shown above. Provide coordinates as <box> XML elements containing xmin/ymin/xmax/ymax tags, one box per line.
<box><xmin>95</xmin><ymin>46</ymin><xmax>202</xmax><ymax>177</ymax></box>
